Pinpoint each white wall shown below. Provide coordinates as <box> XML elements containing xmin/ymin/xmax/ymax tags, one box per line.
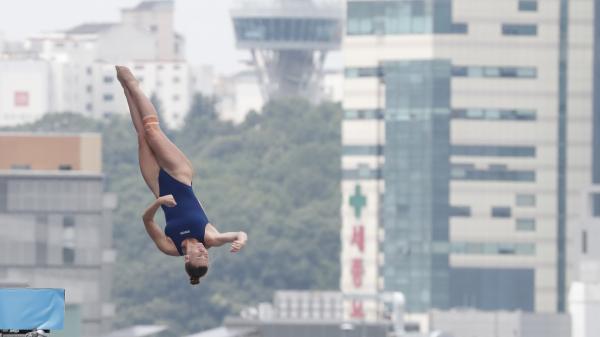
<box><xmin>0</xmin><ymin>60</ymin><xmax>50</xmax><ymax>127</ymax></box>
<box><xmin>96</xmin><ymin>24</ymin><xmax>156</xmax><ymax>63</ymax></box>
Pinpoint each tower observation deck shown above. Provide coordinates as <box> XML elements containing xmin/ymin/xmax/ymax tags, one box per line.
<box><xmin>231</xmin><ymin>0</ymin><xmax>343</xmax><ymax>101</ymax></box>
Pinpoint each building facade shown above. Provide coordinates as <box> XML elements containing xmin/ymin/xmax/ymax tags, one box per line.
<box><xmin>214</xmin><ymin>68</ymin><xmax>344</xmax><ymax>124</ymax></box>
<box><xmin>0</xmin><ymin>133</ymin><xmax>115</xmax><ymax>337</ymax></box>
<box><xmin>428</xmin><ymin>310</ymin><xmax>571</xmax><ymax>337</ymax></box>
<box><xmin>0</xmin><ymin>60</ymin><xmax>51</xmax><ymax>127</ymax></box>
<box><xmin>0</xmin><ymin>0</ymin><xmax>192</xmax><ymax>129</ymax></box>
<box><xmin>568</xmin><ymin>185</ymin><xmax>600</xmax><ymax>337</ymax></box>
<box><xmin>341</xmin><ymin>0</ymin><xmax>594</xmax><ymax>314</ymax></box>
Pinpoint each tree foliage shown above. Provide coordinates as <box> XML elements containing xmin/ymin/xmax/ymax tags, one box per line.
<box><xmin>5</xmin><ymin>96</ymin><xmax>342</xmax><ymax>337</ymax></box>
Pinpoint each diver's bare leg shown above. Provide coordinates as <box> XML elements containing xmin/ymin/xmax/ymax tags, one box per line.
<box><xmin>118</xmin><ymin>71</ymin><xmax>161</xmax><ymax>197</ymax></box>
<box><xmin>116</xmin><ymin>65</ymin><xmax>193</xmax><ymax>185</ymax></box>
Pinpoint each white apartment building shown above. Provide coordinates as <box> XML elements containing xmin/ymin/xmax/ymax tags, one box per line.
<box><xmin>0</xmin><ymin>0</ymin><xmax>192</xmax><ymax>129</ymax></box>
<box><xmin>0</xmin><ymin>60</ymin><xmax>51</xmax><ymax>127</ymax></box>
<box><xmin>214</xmin><ymin>68</ymin><xmax>344</xmax><ymax>125</ymax></box>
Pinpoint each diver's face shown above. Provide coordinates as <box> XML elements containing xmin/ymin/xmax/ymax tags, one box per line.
<box><xmin>184</xmin><ymin>242</ymin><xmax>209</xmax><ymax>267</ymax></box>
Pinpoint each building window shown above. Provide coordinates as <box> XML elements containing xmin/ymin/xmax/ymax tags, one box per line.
<box><xmin>593</xmin><ymin>193</ymin><xmax>600</xmax><ymax>217</ymax></box>
<box><xmin>64</xmin><ymin>216</ymin><xmax>74</xmax><ymax>227</ymax></box>
<box><xmin>343</xmin><ymin>145</ymin><xmax>383</xmax><ymax>156</ymax></box>
<box><xmin>452</xmin><ymin>108</ymin><xmax>536</xmax><ymax>121</ymax></box>
<box><xmin>344</xmin><ymin>109</ymin><xmax>384</xmax><ymax>120</ymax></box>
<box><xmin>63</xmin><ymin>215</ymin><xmax>75</xmax><ymax>265</ymax></box>
<box><xmin>451</xmin><ymin>164</ymin><xmax>535</xmax><ymax>182</ymax></box>
<box><xmin>58</xmin><ymin>164</ymin><xmax>72</xmax><ymax>170</ymax></box>
<box><xmin>344</xmin><ymin>66</ymin><xmax>382</xmax><ymax>78</ymax></box>
<box><xmin>451</xmin><ymin>23</ymin><xmax>468</xmax><ymax>34</ymax></box>
<box><xmin>103</xmin><ymin>76</ymin><xmax>114</xmax><ymax>83</ymax></box>
<box><xmin>86</xmin><ymin>67</ymin><xmax>92</xmax><ymax>75</ymax></box>
<box><xmin>516</xmin><ymin>194</ymin><xmax>536</xmax><ymax>207</ymax></box>
<box><xmin>173</xmin><ymin>76</ymin><xmax>181</xmax><ymax>83</ymax></box>
<box><xmin>150</xmin><ymin>25</ymin><xmax>158</xmax><ymax>32</ymax></box>
<box><xmin>86</xmin><ymin>85</ymin><xmax>93</xmax><ymax>93</ymax></box>
<box><xmin>519</xmin><ymin>0</ymin><xmax>538</xmax><ymax>11</ymax></box>
<box><xmin>452</xmin><ymin>242</ymin><xmax>535</xmax><ymax>256</ymax></box>
<box><xmin>10</xmin><ymin>164</ymin><xmax>31</xmax><ymax>170</ymax></box>
<box><xmin>516</xmin><ymin>218</ymin><xmax>536</xmax><ymax>231</ymax></box>
<box><xmin>63</xmin><ymin>248</ymin><xmax>75</xmax><ymax>265</ymax></box>
<box><xmin>450</xmin><ymin>206</ymin><xmax>471</xmax><ymax>217</ymax></box>
<box><xmin>582</xmin><ymin>230</ymin><xmax>588</xmax><ymax>254</ymax></box>
<box><xmin>346</xmin><ymin>1</ymin><xmax>467</xmax><ymax>35</ymax></box>
<box><xmin>36</xmin><ymin>215</ymin><xmax>48</xmax><ymax>224</ymax></box>
<box><xmin>86</xmin><ymin>103</ymin><xmax>93</xmax><ymax>112</ymax></box>
<box><xmin>452</xmin><ymin>66</ymin><xmax>537</xmax><ymax>78</ymax></box>
<box><xmin>342</xmin><ymin>166</ymin><xmax>381</xmax><ymax>180</ymax></box>
<box><xmin>173</xmin><ymin>95</ymin><xmax>180</xmax><ymax>101</ymax></box>
<box><xmin>451</xmin><ymin>145</ymin><xmax>536</xmax><ymax>157</ymax></box>
<box><xmin>516</xmin><ymin>67</ymin><xmax>536</xmax><ymax>77</ymax></box>
<box><xmin>395</xmin><ymin>204</ymin><xmax>409</xmax><ymax>214</ymax></box>
<box><xmin>516</xmin><ymin>243</ymin><xmax>535</xmax><ymax>255</ymax></box>
<box><xmin>502</xmin><ymin>24</ymin><xmax>538</xmax><ymax>36</ymax></box>
<box><xmin>103</xmin><ymin>94</ymin><xmax>114</xmax><ymax>101</ymax></box>
<box><xmin>497</xmin><ymin>243</ymin><xmax>516</xmax><ymax>255</ymax></box>
<box><xmin>134</xmin><ymin>65</ymin><xmax>145</xmax><ymax>70</ymax></box>
<box><xmin>492</xmin><ymin>207</ymin><xmax>512</xmax><ymax>218</ymax></box>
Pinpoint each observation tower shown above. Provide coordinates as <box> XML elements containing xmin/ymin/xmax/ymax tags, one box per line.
<box><xmin>231</xmin><ymin>0</ymin><xmax>343</xmax><ymax>101</ymax></box>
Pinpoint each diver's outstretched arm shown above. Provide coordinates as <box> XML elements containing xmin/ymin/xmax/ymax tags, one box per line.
<box><xmin>205</xmin><ymin>229</ymin><xmax>248</xmax><ymax>253</ymax></box>
<box><xmin>143</xmin><ymin>195</ymin><xmax>180</xmax><ymax>256</ymax></box>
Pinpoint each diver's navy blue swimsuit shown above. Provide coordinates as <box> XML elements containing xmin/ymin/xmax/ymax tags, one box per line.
<box><xmin>158</xmin><ymin>168</ymin><xmax>209</xmax><ymax>256</ymax></box>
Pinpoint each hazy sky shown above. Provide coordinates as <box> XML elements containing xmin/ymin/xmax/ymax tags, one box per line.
<box><xmin>0</xmin><ymin>0</ymin><xmax>248</xmax><ymax>74</ymax></box>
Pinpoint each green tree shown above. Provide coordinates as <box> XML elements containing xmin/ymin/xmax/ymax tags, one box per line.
<box><xmin>8</xmin><ymin>96</ymin><xmax>342</xmax><ymax>337</ymax></box>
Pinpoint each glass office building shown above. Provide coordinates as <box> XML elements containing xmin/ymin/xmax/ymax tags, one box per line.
<box><xmin>341</xmin><ymin>0</ymin><xmax>594</xmax><ymax>314</ymax></box>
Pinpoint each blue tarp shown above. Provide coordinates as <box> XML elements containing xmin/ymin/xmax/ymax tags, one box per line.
<box><xmin>0</xmin><ymin>288</ymin><xmax>64</xmax><ymax>330</ymax></box>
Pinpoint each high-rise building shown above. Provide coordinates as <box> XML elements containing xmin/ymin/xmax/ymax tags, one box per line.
<box><xmin>0</xmin><ymin>133</ymin><xmax>115</xmax><ymax>337</ymax></box>
<box><xmin>341</xmin><ymin>0</ymin><xmax>594</xmax><ymax>315</ymax></box>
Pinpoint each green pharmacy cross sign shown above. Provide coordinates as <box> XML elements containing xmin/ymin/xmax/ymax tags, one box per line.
<box><xmin>349</xmin><ymin>185</ymin><xmax>367</xmax><ymax>219</ymax></box>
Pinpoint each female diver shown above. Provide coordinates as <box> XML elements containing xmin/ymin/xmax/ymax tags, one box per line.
<box><xmin>115</xmin><ymin>65</ymin><xmax>247</xmax><ymax>285</ymax></box>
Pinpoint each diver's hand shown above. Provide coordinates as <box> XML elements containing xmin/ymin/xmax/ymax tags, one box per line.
<box><xmin>230</xmin><ymin>231</ymin><xmax>247</xmax><ymax>253</ymax></box>
<box><xmin>157</xmin><ymin>194</ymin><xmax>177</xmax><ymax>207</ymax></box>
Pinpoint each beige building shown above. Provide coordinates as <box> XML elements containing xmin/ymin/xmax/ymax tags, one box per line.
<box><xmin>0</xmin><ymin>133</ymin><xmax>102</xmax><ymax>172</ymax></box>
<box><xmin>341</xmin><ymin>0</ymin><xmax>594</xmax><ymax>315</ymax></box>
<box><xmin>0</xmin><ymin>132</ymin><xmax>115</xmax><ymax>337</ymax></box>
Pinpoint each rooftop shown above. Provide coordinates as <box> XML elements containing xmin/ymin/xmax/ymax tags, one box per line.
<box><xmin>133</xmin><ymin>0</ymin><xmax>174</xmax><ymax>11</ymax></box>
<box><xmin>104</xmin><ymin>325</ymin><xmax>167</xmax><ymax>337</ymax></box>
<box><xmin>182</xmin><ymin>327</ymin><xmax>256</xmax><ymax>337</ymax></box>
<box><xmin>0</xmin><ymin>170</ymin><xmax>104</xmax><ymax>179</ymax></box>
<box><xmin>65</xmin><ymin>23</ymin><xmax>115</xmax><ymax>35</ymax></box>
